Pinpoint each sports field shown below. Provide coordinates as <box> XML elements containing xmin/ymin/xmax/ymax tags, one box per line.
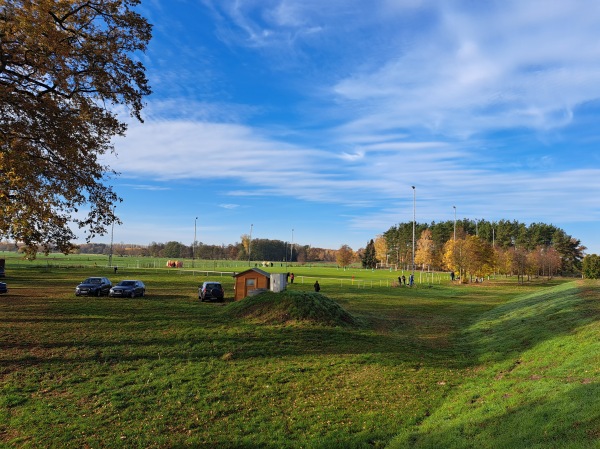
<box><xmin>1</xmin><ymin>253</ymin><xmax>598</xmax><ymax>448</ymax></box>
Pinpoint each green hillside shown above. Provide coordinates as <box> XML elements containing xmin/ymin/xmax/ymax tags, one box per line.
<box><xmin>389</xmin><ymin>280</ymin><xmax>600</xmax><ymax>448</ymax></box>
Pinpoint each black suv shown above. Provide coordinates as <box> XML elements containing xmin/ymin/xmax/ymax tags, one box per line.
<box><xmin>199</xmin><ymin>282</ymin><xmax>224</xmax><ymax>302</ymax></box>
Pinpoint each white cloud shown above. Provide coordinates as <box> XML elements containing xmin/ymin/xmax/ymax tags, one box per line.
<box><xmin>327</xmin><ymin>1</ymin><xmax>600</xmax><ymax>138</ymax></box>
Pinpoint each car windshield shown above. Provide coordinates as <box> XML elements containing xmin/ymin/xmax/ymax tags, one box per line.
<box><xmin>84</xmin><ymin>278</ymin><xmax>102</xmax><ymax>284</ymax></box>
<box><xmin>119</xmin><ymin>281</ymin><xmax>136</xmax><ymax>286</ymax></box>
<box><xmin>205</xmin><ymin>283</ymin><xmax>221</xmax><ymax>289</ymax></box>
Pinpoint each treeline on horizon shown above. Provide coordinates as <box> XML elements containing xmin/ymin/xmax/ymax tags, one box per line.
<box><xmin>0</xmin><ymin>219</ymin><xmax>590</xmax><ymax>275</ymax></box>
<box><xmin>0</xmin><ymin>239</ymin><xmax>340</xmax><ymax>264</ymax></box>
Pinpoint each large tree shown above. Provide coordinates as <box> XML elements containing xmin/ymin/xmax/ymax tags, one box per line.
<box><xmin>336</xmin><ymin>244</ymin><xmax>354</xmax><ymax>269</ymax></box>
<box><xmin>0</xmin><ymin>0</ymin><xmax>151</xmax><ymax>257</ymax></box>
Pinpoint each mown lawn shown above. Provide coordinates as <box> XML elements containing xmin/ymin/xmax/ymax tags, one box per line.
<box><xmin>0</xmin><ymin>262</ymin><xmax>598</xmax><ymax>448</ymax></box>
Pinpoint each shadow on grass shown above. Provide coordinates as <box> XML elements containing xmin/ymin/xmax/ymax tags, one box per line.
<box><xmin>1</xmin><ymin>293</ymin><xmax>474</xmax><ymax>370</ymax></box>
<box><xmin>5</xmin><ymin>282</ymin><xmax>591</xmax><ymax>373</ymax></box>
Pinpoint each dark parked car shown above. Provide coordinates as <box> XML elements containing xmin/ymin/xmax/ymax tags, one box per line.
<box><xmin>199</xmin><ymin>281</ymin><xmax>224</xmax><ymax>302</ymax></box>
<box><xmin>75</xmin><ymin>277</ymin><xmax>112</xmax><ymax>296</ymax></box>
<box><xmin>0</xmin><ymin>282</ymin><xmax>7</xmax><ymax>294</ymax></box>
<box><xmin>109</xmin><ymin>280</ymin><xmax>146</xmax><ymax>298</ymax></box>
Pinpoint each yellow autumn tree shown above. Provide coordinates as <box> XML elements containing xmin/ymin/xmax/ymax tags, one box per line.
<box><xmin>336</xmin><ymin>244</ymin><xmax>354</xmax><ymax>268</ymax></box>
<box><xmin>240</xmin><ymin>234</ymin><xmax>251</xmax><ymax>258</ymax></box>
<box><xmin>444</xmin><ymin>235</ymin><xmax>494</xmax><ymax>282</ymax></box>
<box><xmin>415</xmin><ymin>229</ymin><xmax>435</xmax><ymax>270</ymax></box>
<box><xmin>374</xmin><ymin>235</ymin><xmax>388</xmax><ymax>266</ymax></box>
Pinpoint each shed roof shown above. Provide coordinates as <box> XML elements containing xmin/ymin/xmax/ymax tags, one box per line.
<box><xmin>232</xmin><ymin>268</ymin><xmax>271</xmax><ymax>278</ymax></box>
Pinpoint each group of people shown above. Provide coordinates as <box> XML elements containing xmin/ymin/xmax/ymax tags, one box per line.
<box><xmin>397</xmin><ymin>274</ymin><xmax>415</xmax><ymax>287</ymax></box>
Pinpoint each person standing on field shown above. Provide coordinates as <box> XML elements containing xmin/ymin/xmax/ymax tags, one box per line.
<box><xmin>314</xmin><ymin>280</ymin><xmax>320</xmax><ymax>292</ymax></box>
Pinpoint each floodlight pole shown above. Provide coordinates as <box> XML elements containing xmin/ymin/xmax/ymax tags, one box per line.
<box><xmin>453</xmin><ymin>205</ymin><xmax>457</xmax><ymax>241</ymax></box>
<box><xmin>108</xmin><ymin>206</ymin><xmax>115</xmax><ymax>267</ymax></box>
<box><xmin>412</xmin><ymin>186</ymin><xmax>416</xmax><ymax>273</ymax></box>
<box><xmin>193</xmin><ymin>216</ymin><xmax>198</xmax><ymax>268</ymax></box>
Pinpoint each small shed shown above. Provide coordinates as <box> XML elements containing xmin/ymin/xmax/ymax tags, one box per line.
<box><xmin>232</xmin><ymin>268</ymin><xmax>271</xmax><ymax>301</ymax></box>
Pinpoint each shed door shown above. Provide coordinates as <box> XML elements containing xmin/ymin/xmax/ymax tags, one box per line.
<box><xmin>245</xmin><ymin>278</ymin><xmax>256</xmax><ymax>297</ymax></box>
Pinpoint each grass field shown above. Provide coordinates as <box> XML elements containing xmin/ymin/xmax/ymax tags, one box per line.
<box><xmin>0</xmin><ymin>254</ymin><xmax>599</xmax><ymax>448</ymax></box>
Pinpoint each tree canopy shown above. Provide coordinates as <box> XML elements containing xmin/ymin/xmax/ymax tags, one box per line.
<box><xmin>384</xmin><ymin>219</ymin><xmax>585</xmax><ymax>277</ymax></box>
<box><xmin>0</xmin><ymin>0</ymin><xmax>151</xmax><ymax>257</ymax></box>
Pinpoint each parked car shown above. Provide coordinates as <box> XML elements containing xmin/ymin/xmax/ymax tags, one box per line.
<box><xmin>199</xmin><ymin>281</ymin><xmax>224</xmax><ymax>302</ymax></box>
<box><xmin>75</xmin><ymin>277</ymin><xmax>112</xmax><ymax>297</ymax></box>
<box><xmin>109</xmin><ymin>280</ymin><xmax>146</xmax><ymax>298</ymax></box>
<box><xmin>0</xmin><ymin>282</ymin><xmax>7</xmax><ymax>294</ymax></box>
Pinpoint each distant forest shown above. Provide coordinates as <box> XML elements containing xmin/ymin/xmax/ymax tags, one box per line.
<box><xmin>377</xmin><ymin>219</ymin><xmax>586</xmax><ymax>277</ymax></box>
<box><xmin>0</xmin><ymin>239</ymin><xmax>339</xmax><ymax>264</ymax></box>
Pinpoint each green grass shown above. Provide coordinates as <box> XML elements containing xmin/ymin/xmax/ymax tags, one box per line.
<box><xmin>0</xmin><ymin>260</ymin><xmax>598</xmax><ymax>448</ymax></box>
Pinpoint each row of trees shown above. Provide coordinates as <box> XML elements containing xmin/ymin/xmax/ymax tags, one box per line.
<box><xmin>371</xmin><ymin>219</ymin><xmax>586</xmax><ymax>281</ymax></box>
<box><xmin>3</xmin><ymin>216</ymin><xmax>594</xmax><ymax>280</ymax></box>
<box><xmin>46</xmin><ymin>239</ymin><xmax>339</xmax><ymax>263</ymax></box>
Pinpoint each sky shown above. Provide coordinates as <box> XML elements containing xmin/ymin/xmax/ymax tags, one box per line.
<box><xmin>95</xmin><ymin>0</ymin><xmax>600</xmax><ymax>253</ymax></box>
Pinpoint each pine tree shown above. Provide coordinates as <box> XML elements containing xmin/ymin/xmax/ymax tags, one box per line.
<box><xmin>361</xmin><ymin>239</ymin><xmax>378</xmax><ymax>269</ymax></box>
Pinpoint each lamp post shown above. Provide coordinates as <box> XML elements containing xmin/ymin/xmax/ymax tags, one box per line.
<box><xmin>193</xmin><ymin>216</ymin><xmax>198</xmax><ymax>268</ymax></box>
<box><xmin>108</xmin><ymin>207</ymin><xmax>115</xmax><ymax>267</ymax></box>
<box><xmin>453</xmin><ymin>205</ymin><xmax>457</xmax><ymax>241</ymax></box>
<box><xmin>412</xmin><ymin>186</ymin><xmax>416</xmax><ymax>273</ymax></box>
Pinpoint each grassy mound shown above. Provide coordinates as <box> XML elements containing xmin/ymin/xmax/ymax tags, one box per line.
<box><xmin>225</xmin><ymin>290</ymin><xmax>356</xmax><ymax>326</ymax></box>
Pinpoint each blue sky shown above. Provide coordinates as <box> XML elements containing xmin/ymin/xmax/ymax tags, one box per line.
<box><xmin>95</xmin><ymin>0</ymin><xmax>600</xmax><ymax>253</ymax></box>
